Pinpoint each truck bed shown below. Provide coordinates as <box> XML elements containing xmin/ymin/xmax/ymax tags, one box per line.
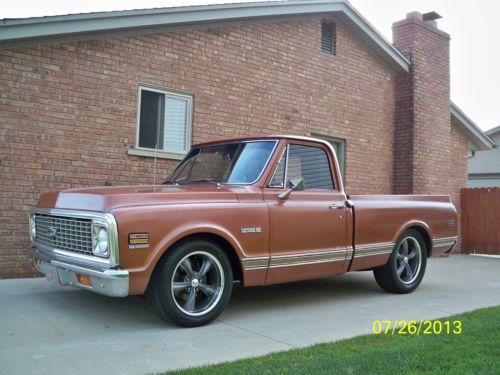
<box><xmin>348</xmin><ymin>194</ymin><xmax>457</xmax><ymax>271</ymax></box>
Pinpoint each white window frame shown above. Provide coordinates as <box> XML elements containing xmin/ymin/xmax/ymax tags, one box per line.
<box><xmin>130</xmin><ymin>85</ymin><xmax>193</xmax><ymax>160</ymax></box>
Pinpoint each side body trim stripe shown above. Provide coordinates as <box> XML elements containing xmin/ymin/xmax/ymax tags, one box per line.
<box><xmin>242</xmin><ymin>236</ymin><xmax>458</xmax><ymax>271</ymax></box>
<box><xmin>353</xmin><ymin>242</ymin><xmax>395</xmax><ymax>258</ymax></box>
<box><xmin>242</xmin><ymin>248</ymin><xmax>349</xmax><ymax>271</ymax></box>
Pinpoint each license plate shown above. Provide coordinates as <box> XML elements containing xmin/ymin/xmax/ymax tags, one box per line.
<box><xmin>46</xmin><ymin>265</ymin><xmax>60</xmax><ymax>285</ymax></box>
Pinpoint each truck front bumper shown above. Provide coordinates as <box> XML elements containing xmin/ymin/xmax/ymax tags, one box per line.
<box><xmin>30</xmin><ymin>246</ymin><xmax>129</xmax><ymax>297</ymax></box>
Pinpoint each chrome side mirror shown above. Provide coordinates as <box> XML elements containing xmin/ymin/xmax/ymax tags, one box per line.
<box><xmin>278</xmin><ymin>178</ymin><xmax>304</xmax><ymax>200</ymax></box>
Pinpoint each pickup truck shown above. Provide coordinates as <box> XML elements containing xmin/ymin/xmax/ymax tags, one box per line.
<box><xmin>30</xmin><ymin>135</ymin><xmax>457</xmax><ymax>327</ymax></box>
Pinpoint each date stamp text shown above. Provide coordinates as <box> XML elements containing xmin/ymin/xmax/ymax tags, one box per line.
<box><xmin>372</xmin><ymin>320</ymin><xmax>462</xmax><ymax>335</ymax></box>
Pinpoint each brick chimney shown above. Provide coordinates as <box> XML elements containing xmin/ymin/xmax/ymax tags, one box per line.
<box><xmin>392</xmin><ymin>12</ymin><xmax>451</xmax><ymax>195</ymax></box>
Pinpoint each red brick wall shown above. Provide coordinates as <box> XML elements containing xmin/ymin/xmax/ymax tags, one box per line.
<box><xmin>392</xmin><ymin>19</ymin><xmax>415</xmax><ymax>195</ymax></box>
<box><xmin>393</xmin><ymin>13</ymin><xmax>451</xmax><ymax>195</ymax></box>
<box><xmin>0</xmin><ymin>17</ymin><xmax>396</xmax><ymax>278</ymax></box>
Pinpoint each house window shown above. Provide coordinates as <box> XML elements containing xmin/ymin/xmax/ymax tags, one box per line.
<box><xmin>315</xmin><ymin>135</ymin><xmax>346</xmax><ymax>181</ymax></box>
<box><xmin>321</xmin><ymin>19</ymin><xmax>336</xmax><ymax>55</ymax></box>
<box><xmin>270</xmin><ymin>144</ymin><xmax>334</xmax><ymax>189</ymax></box>
<box><xmin>136</xmin><ymin>86</ymin><xmax>192</xmax><ymax>155</ymax></box>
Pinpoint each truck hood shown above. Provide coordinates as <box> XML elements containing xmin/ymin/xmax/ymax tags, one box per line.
<box><xmin>36</xmin><ymin>184</ymin><xmax>242</xmax><ymax>212</ymax></box>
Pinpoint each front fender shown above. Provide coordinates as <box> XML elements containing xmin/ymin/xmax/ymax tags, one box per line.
<box><xmin>147</xmin><ymin>223</ymin><xmax>246</xmax><ymax>270</ymax></box>
<box><xmin>127</xmin><ymin>224</ymin><xmax>246</xmax><ymax>295</ymax></box>
<box><xmin>113</xmin><ymin>202</ymin><xmax>269</xmax><ymax>294</ymax></box>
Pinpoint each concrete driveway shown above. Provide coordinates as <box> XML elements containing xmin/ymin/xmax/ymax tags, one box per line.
<box><xmin>1</xmin><ymin>254</ymin><xmax>499</xmax><ymax>375</ymax></box>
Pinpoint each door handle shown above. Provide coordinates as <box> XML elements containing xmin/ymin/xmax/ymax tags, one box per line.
<box><xmin>329</xmin><ymin>203</ymin><xmax>345</xmax><ymax>209</ymax></box>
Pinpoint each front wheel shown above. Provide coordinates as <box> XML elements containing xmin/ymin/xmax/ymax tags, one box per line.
<box><xmin>373</xmin><ymin>229</ymin><xmax>427</xmax><ymax>294</ymax></box>
<box><xmin>148</xmin><ymin>239</ymin><xmax>233</xmax><ymax>327</ymax></box>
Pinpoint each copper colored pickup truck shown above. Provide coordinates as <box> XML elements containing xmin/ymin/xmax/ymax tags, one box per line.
<box><xmin>30</xmin><ymin>136</ymin><xmax>457</xmax><ymax>326</ymax></box>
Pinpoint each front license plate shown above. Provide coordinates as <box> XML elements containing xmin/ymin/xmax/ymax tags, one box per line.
<box><xmin>46</xmin><ymin>265</ymin><xmax>60</xmax><ymax>285</ymax></box>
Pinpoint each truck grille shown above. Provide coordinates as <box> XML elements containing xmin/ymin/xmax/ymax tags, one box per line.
<box><xmin>34</xmin><ymin>214</ymin><xmax>93</xmax><ymax>255</ymax></box>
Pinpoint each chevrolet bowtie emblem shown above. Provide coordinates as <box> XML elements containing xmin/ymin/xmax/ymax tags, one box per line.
<box><xmin>47</xmin><ymin>227</ymin><xmax>57</xmax><ymax>238</ymax></box>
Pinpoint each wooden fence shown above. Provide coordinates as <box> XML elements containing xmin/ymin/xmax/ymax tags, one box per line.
<box><xmin>461</xmin><ymin>188</ymin><xmax>500</xmax><ymax>254</ymax></box>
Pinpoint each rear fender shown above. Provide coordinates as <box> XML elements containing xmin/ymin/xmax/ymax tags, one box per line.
<box><xmin>392</xmin><ymin>220</ymin><xmax>433</xmax><ymax>256</ymax></box>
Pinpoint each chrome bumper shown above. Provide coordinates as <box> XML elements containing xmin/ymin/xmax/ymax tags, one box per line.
<box><xmin>432</xmin><ymin>236</ymin><xmax>458</xmax><ymax>255</ymax></box>
<box><xmin>445</xmin><ymin>240</ymin><xmax>457</xmax><ymax>254</ymax></box>
<box><xmin>30</xmin><ymin>246</ymin><xmax>129</xmax><ymax>297</ymax></box>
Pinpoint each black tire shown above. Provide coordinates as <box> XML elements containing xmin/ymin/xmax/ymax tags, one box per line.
<box><xmin>148</xmin><ymin>239</ymin><xmax>233</xmax><ymax>327</ymax></box>
<box><xmin>373</xmin><ymin>229</ymin><xmax>427</xmax><ymax>294</ymax></box>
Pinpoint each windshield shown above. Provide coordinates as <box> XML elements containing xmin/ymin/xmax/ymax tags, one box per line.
<box><xmin>168</xmin><ymin>141</ymin><xmax>277</xmax><ymax>184</ymax></box>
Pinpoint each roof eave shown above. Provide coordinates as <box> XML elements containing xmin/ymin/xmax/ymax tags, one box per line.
<box><xmin>451</xmin><ymin>102</ymin><xmax>495</xmax><ymax>151</ymax></box>
<box><xmin>485</xmin><ymin>125</ymin><xmax>500</xmax><ymax>136</ymax></box>
<box><xmin>0</xmin><ymin>0</ymin><xmax>410</xmax><ymax>73</ymax></box>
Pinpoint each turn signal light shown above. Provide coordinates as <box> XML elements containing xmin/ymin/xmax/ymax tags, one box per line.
<box><xmin>76</xmin><ymin>274</ymin><xmax>92</xmax><ymax>286</ymax></box>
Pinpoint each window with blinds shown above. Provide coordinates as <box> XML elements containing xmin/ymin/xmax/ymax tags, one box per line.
<box><xmin>321</xmin><ymin>19</ymin><xmax>336</xmax><ymax>55</ymax></box>
<box><xmin>137</xmin><ymin>87</ymin><xmax>192</xmax><ymax>154</ymax></box>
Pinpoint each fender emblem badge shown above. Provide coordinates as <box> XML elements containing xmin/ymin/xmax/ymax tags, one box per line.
<box><xmin>240</xmin><ymin>227</ymin><xmax>262</xmax><ymax>234</ymax></box>
<box><xmin>128</xmin><ymin>233</ymin><xmax>149</xmax><ymax>249</ymax></box>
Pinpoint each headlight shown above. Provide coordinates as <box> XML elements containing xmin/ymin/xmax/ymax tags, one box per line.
<box><xmin>92</xmin><ymin>225</ymin><xmax>109</xmax><ymax>257</ymax></box>
<box><xmin>29</xmin><ymin>215</ymin><xmax>36</xmax><ymax>241</ymax></box>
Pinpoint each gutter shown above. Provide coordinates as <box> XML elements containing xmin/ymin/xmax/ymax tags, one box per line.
<box><xmin>451</xmin><ymin>102</ymin><xmax>495</xmax><ymax>151</ymax></box>
<box><xmin>0</xmin><ymin>0</ymin><xmax>410</xmax><ymax>73</ymax></box>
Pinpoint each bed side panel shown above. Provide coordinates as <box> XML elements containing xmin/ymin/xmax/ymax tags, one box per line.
<box><xmin>349</xmin><ymin>195</ymin><xmax>457</xmax><ymax>270</ymax></box>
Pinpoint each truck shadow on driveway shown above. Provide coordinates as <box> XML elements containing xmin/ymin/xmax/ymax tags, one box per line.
<box><xmin>30</xmin><ymin>271</ymin><xmax>384</xmax><ymax>329</ymax></box>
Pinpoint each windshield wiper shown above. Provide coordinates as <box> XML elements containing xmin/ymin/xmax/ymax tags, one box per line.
<box><xmin>161</xmin><ymin>179</ymin><xmax>179</xmax><ymax>185</ymax></box>
<box><xmin>162</xmin><ymin>176</ymin><xmax>188</xmax><ymax>185</ymax></box>
<box><xmin>188</xmin><ymin>179</ymin><xmax>224</xmax><ymax>186</ymax></box>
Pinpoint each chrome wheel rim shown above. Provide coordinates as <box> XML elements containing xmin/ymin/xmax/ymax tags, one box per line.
<box><xmin>395</xmin><ymin>237</ymin><xmax>422</xmax><ymax>284</ymax></box>
<box><xmin>171</xmin><ymin>251</ymin><xmax>224</xmax><ymax>317</ymax></box>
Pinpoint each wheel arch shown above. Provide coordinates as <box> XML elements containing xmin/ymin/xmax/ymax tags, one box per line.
<box><xmin>394</xmin><ymin>221</ymin><xmax>432</xmax><ymax>257</ymax></box>
<box><xmin>173</xmin><ymin>232</ymin><xmax>243</xmax><ymax>283</ymax></box>
<box><xmin>147</xmin><ymin>229</ymin><xmax>244</xmax><ymax>293</ymax></box>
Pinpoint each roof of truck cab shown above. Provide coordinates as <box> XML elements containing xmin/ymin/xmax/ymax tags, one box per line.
<box><xmin>192</xmin><ymin>135</ymin><xmax>332</xmax><ymax>147</ymax></box>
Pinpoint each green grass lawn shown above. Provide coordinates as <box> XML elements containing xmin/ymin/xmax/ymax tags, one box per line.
<box><xmin>164</xmin><ymin>306</ymin><xmax>500</xmax><ymax>375</ymax></box>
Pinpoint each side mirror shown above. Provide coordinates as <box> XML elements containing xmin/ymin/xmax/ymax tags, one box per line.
<box><xmin>278</xmin><ymin>178</ymin><xmax>304</xmax><ymax>200</ymax></box>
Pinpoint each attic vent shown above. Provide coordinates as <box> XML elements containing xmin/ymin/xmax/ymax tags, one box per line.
<box><xmin>321</xmin><ymin>20</ymin><xmax>336</xmax><ymax>55</ymax></box>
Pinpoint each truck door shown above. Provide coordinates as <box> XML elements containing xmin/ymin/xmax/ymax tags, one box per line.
<box><xmin>263</xmin><ymin>142</ymin><xmax>351</xmax><ymax>284</ymax></box>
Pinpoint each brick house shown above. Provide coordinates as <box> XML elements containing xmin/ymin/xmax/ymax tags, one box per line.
<box><xmin>0</xmin><ymin>0</ymin><xmax>494</xmax><ymax>278</ymax></box>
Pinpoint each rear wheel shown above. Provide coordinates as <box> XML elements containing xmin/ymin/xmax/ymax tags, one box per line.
<box><xmin>148</xmin><ymin>239</ymin><xmax>233</xmax><ymax>327</ymax></box>
<box><xmin>373</xmin><ymin>229</ymin><xmax>427</xmax><ymax>294</ymax></box>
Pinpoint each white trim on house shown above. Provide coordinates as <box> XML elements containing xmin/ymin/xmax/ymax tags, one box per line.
<box><xmin>0</xmin><ymin>0</ymin><xmax>410</xmax><ymax>73</ymax></box>
<box><xmin>451</xmin><ymin>102</ymin><xmax>495</xmax><ymax>151</ymax></box>
<box><xmin>126</xmin><ymin>148</ymin><xmax>185</xmax><ymax>160</ymax></box>
<box><xmin>486</xmin><ymin>125</ymin><xmax>500</xmax><ymax>136</ymax></box>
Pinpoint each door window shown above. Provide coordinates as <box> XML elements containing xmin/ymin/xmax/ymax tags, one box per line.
<box><xmin>270</xmin><ymin>144</ymin><xmax>334</xmax><ymax>189</ymax></box>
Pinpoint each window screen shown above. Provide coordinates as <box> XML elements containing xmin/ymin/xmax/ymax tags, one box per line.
<box><xmin>138</xmin><ymin>90</ymin><xmax>163</xmax><ymax>149</ymax></box>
